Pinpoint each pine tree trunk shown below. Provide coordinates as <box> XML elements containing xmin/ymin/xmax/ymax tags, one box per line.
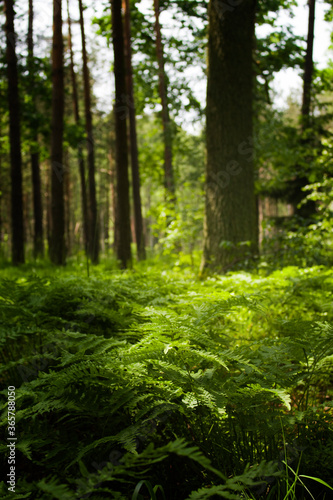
<box><xmin>78</xmin><ymin>0</ymin><xmax>99</xmax><ymax>263</ymax></box>
<box><xmin>201</xmin><ymin>0</ymin><xmax>257</xmax><ymax>272</ymax></box>
<box><xmin>28</xmin><ymin>0</ymin><xmax>44</xmax><ymax>258</ymax></box>
<box><xmin>109</xmin><ymin>149</ymin><xmax>118</xmax><ymax>252</ymax></box>
<box><xmin>302</xmin><ymin>0</ymin><xmax>315</xmax><ymax>125</ymax></box>
<box><xmin>291</xmin><ymin>0</ymin><xmax>316</xmax><ymax>219</ymax></box>
<box><xmin>153</xmin><ymin>0</ymin><xmax>175</xmax><ymax>199</ymax></box>
<box><xmin>0</xmin><ymin>120</ymin><xmax>2</xmax><ymax>253</ymax></box>
<box><xmin>50</xmin><ymin>0</ymin><xmax>65</xmax><ymax>265</ymax></box>
<box><xmin>23</xmin><ymin>191</ymin><xmax>30</xmax><ymax>244</ymax></box>
<box><xmin>111</xmin><ymin>0</ymin><xmax>132</xmax><ymax>268</ymax></box>
<box><xmin>64</xmin><ymin>152</ymin><xmax>71</xmax><ymax>255</ymax></box>
<box><xmin>31</xmin><ymin>152</ymin><xmax>44</xmax><ymax>257</ymax></box>
<box><xmin>4</xmin><ymin>0</ymin><xmax>25</xmax><ymax>264</ymax></box>
<box><xmin>67</xmin><ymin>0</ymin><xmax>89</xmax><ymax>254</ymax></box>
<box><xmin>46</xmin><ymin>176</ymin><xmax>51</xmax><ymax>250</ymax></box>
<box><xmin>123</xmin><ymin>0</ymin><xmax>146</xmax><ymax>260</ymax></box>
<box><xmin>104</xmin><ymin>169</ymin><xmax>110</xmax><ymax>253</ymax></box>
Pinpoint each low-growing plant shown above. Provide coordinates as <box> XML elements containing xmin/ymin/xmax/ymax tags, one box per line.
<box><xmin>0</xmin><ymin>264</ymin><xmax>332</xmax><ymax>498</ymax></box>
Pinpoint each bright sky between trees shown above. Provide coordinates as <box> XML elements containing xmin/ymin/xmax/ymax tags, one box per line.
<box><xmin>27</xmin><ymin>0</ymin><xmax>333</xmax><ymax>133</ymax></box>
<box><xmin>263</xmin><ymin>0</ymin><xmax>332</xmax><ymax>109</ymax></box>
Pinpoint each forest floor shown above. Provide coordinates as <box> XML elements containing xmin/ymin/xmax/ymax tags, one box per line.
<box><xmin>1</xmin><ymin>256</ymin><xmax>333</xmax><ymax>499</ymax></box>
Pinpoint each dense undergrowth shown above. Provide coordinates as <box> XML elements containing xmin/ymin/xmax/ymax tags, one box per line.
<box><xmin>1</xmin><ymin>257</ymin><xmax>333</xmax><ymax>499</ymax></box>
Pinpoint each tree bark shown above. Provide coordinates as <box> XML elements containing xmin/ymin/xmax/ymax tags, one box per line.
<box><xmin>4</xmin><ymin>0</ymin><xmax>25</xmax><ymax>264</ymax></box>
<box><xmin>64</xmin><ymin>152</ymin><xmax>71</xmax><ymax>254</ymax></box>
<box><xmin>78</xmin><ymin>0</ymin><xmax>99</xmax><ymax>263</ymax></box>
<box><xmin>46</xmin><ymin>175</ymin><xmax>51</xmax><ymax>251</ymax></box>
<box><xmin>201</xmin><ymin>0</ymin><xmax>257</xmax><ymax>272</ymax></box>
<box><xmin>50</xmin><ymin>0</ymin><xmax>65</xmax><ymax>265</ymax></box>
<box><xmin>153</xmin><ymin>0</ymin><xmax>175</xmax><ymax>200</ymax></box>
<box><xmin>0</xmin><ymin>118</ymin><xmax>2</xmax><ymax>253</ymax></box>
<box><xmin>290</xmin><ymin>0</ymin><xmax>316</xmax><ymax>219</ymax></box>
<box><xmin>109</xmin><ymin>149</ymin><xmax>118</xmax><ymax>252</ymax></box>
<box><xmin>301</xmin><ymin>0</ymin><xmax>315</xmax><ymax>126</ymax></box>
<box><xmin>67</xmin><ymin>0</ymin><xmax>89</xmax><ymax>254</ymax></box>
<box><xmin>104</xmin><ymin>167</ymin><xmax>110</xmax><ymax>253</ymax></box>
<box><xmin>28</xmin><ymin>0</ymin><xmax>44</xmax><ymax>258</ymax></box>
<box><xmin>111</xmin><ymin>0</ymin><xmax>132</xmax><ymax>268</ymax></box>
<box><xmin>123</xmin><ymin>0</ymin><xmax>146</xmax><ymax>260</ymax></box>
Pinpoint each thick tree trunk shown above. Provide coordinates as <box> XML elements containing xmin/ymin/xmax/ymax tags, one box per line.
<box><xmin>28</xmin><ymin>0</ymin><xmax>44</xmax><ymax>258</ymax></box>
<box><xmin>201</xmin><ymin>0</ymin><xmax>257</xmax><ymax>272</ymax></box>
<box><xmin>67</xmin><ymin>0</ymin><xmax>89</xmax><ymax>254</ymax></box>
<box><xmin>78</xmin><ymin>0</ymin><xmax>99</xmax><ymax>263</ymax></box>
<box><xmin>4</xmin><ymin>0</ymin><xmax>25</xmax><ymax>264</ymax></box>
<box><xmin>123</xmin><ymin>0</ymin><xmax>146</xmax><ymax>260</ymax></box>
<box><xmin>111</xmin><ymin>0</ymin><xmax>132</xmax><ymax>268</ymax></box>
<box><xmin>50</xmin><ymin>0</ymin><xmax>65</xmax><ymax>265</ymax></box>
<box><xmin>153</xmin><ymin>0</ymin><xmax>175</xmax><ymax>199</ymax></box>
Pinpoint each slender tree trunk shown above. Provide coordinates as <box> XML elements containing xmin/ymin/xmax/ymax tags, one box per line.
<box><xmin>46</xmin><ymin>174</ymin><xmax>51</xmax><ymax>250</ymax></box>
<box><xmin>111</xmin><ymin>0</ymin><xmax>132</xmax><ymax>268</ymax></box>
<box><xmin>28</xmin><ymin>0</ymin><xmax>44</xmax><ymax>258</ymax></box>
<box><xmin>104</xmin><ymin>168</ymin><xmax>110</xmax><ymax>253</ymax></box>
<box><xmin>64</xmin><ymin>152</ymin><xmax>71</xmax><ymax>255</ymax></box>
<box><xmin>0</xmin><ymin>92</ymin><xmax>4</xmax><ymax>254</ymax></box>
<box><xmin>109</xmin><ymin>149</ymin><xmax>118</xmax><ymax>252</ymax></box>
<box><xmin>78</xmin><ymin>0</ymin><xmax>99</xmax><ymax>263</ymax></box>
<box><xmin>23</xmin><ymin>191</ymin><xmax>31</xmax><ymax>245</ymax></box>
<box><xmin>50</xmin><ymin>0</ymin><xmax>65</xmax><ymax>265</ymax></box>
<box><xmin>98</xmin><ymin>168</ymin><xmax>107</xmax><ymax>254</ymax></box>
<box><xmin>302</xmin><ymin>0</ymin><xmax>315</xmax><ymax>126</ymax></box>
<box><xmin>67</xmin><ymin>0</ymin><xmax>89</xmax><ymax>254</ymax></box>
<box><xmin>201</xmin><ymin>0</ymin><xmax>257</xmax><ymax>272</ymax></box>
<box><xmin>291</xmin><ymin>0</ymin><xmax>316</xmax><ymax>219</ymax></box>
<box><xmin>4</xmin><ymin>0</ymin><xmax>25</xmax><ymax>264</ymax></box>
<box><xmin>0</xmin><ymin>122</ymin><xmax>2</xmax><ymax>253</ymax></box>
<box><xmin>153</xmin><ymin>0</ymin><xmax>175</xmax><ymax>199</ymax></box>
<box><xmin>31</xmin><ymin>152</ymin><xmax>44</xmax><ymax>257</ymax></box>
<box><xmin>123</xmin><ymin>0</ymin><xmax>146</xmax><ymax>260</ymax></box>
<box><xmin>145</xmin><ymin>183</ymin><xmax>152</xmax><ymax>249</ymax></box>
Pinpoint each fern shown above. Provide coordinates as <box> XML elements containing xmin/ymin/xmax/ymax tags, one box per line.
<box><xmin>0</xmin><ymin>266</ymin><xmax>333</xmax><ymax>498</ymax></box>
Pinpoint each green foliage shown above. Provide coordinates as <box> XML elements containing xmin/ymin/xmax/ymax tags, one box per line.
<box><xmin>255</xmin><ymin>27</ymin><xmax>304</xmax><ymax>98</ymax></box>
<box><xmin>0</xmin><ymin>263</ymin><xmax>333</xmax><ymax>498</ymax></box>
<box><xmin>93</xmin><ymin>0</ymin><xmax>205</xmax><ymax>119</ymax></box>
<box><xmin>137</xmin><ymin>117</ymin><xmax>205</xmax><ymax>257</ymax></box>
<box><xmin>256</xmin><ymin>85</ymin><xmax>333</xmax><ymax>267</ymax></box>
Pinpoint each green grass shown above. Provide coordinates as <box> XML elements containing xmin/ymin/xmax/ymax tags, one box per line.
<box><xmin>0</xmin><ymin>257</ymin><xmax>332</xmax><ymax>498</ymax></box>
